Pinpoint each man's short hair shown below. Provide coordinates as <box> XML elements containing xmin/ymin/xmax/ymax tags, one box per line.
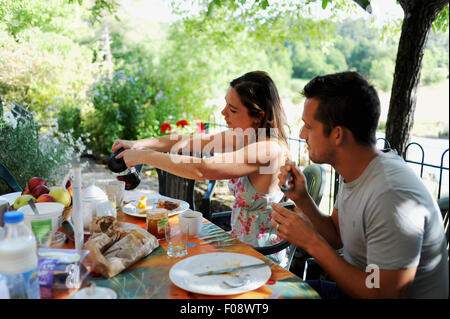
<box><xmin>302</xmin><ymin>72</ymin><xmax>381</xmax><ymax>146</ymax></box>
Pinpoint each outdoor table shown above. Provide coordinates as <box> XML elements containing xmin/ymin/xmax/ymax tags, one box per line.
<box><xmin>83</xmin><ymin>210</ymin><xmax>320</xmax><ymax>299</ymax></box>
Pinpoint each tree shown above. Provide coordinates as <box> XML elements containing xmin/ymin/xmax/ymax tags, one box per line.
<box><xmin>383</xmin><ymin>0</ymin><xmax>449</xmax><ymax>155</ymax></box>
<box><xmin>171</xmin><ymin>0</ymin><xmax>449</xmax><ymax>156</ymax></box>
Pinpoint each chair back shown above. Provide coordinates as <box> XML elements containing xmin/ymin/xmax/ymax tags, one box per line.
<box><xmin>0</xmin><ymin>161</ymin><xmax>22</xmax><ymax>193</ymax></box>
<box><xmin>303</xmin><ymin>163</ymin><xmax>326</xmax><ymax>206</ymax></box>
<box><xmin>438</xmin><ymin>197</ymin><xmax>449</xmax><ymax>251</ymax></box>
<box><xmin>156</xmin><ymin>168</ymin><xmax>196</xmax><ymax>210</ymax></box>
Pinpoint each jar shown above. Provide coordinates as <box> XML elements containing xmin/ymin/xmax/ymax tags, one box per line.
<box><xmin>146</xmin><ymin>208</ymin><xmax>168</xmax><ymax>239</ymax></box>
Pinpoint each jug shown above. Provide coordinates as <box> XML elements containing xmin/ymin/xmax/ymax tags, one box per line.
<box><xmin>108</xmin><ymin>148</ymin><xmax>143</xmax><ymax>190</ymax></box>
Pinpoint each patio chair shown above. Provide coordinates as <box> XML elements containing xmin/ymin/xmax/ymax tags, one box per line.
<box><xmin>155</xmin><ymin>152</ymin><xmax>217</xmax><ymax>217</ymax></box>
<box><xmin>210</xmin><ymin>163</ymin><xmax>326</xmax><ymax>270</ymax></box>
<box><xmin>0</xmin><ymin>161</ymin><xmax>22</xmax><ymax>193</ymax></box>
<box><xmin>438</xmin><ymin>196</ymin><xmax>448</xmax><ymax>251</ymax></box>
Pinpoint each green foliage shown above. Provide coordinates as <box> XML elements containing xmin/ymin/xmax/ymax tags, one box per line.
<box><xmin>0</xmin><ymin>0</ymin><xmax>99</xmax><ymax>122</ymax></box>
<box><xmin>0</xmin><ymin>113</ymin><xmax>86</xmax><ymax>194</ymax></box>
<box><xmin>84</xmin><ymin>70</ymin><xmax>150</xmax><ymax>155</ymax></box>
<box><xmin>56</xmin><ymin>104</ymin><xmax>83</xmax><ymax>141</ymax></box>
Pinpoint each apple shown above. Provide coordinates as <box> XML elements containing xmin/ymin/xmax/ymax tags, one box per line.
<box><xmin>49</xmin><ymin>186</ymin><xmax>71</xmax><ymax>207</ymax></box>
<box><xmin>28</xmin><ymin>177</ymin><xmax>46</xmax><ymax>191</ymax></box>
<box><xmin>21</xmin><ymin>187</ymin><xmax>31</xmax><ymax>195</ymax></box>
<box><xmin>36</xmin><ymin>194</ymin><xmax>56</xmax><ymax>203</ymax></box>
<box><xmin>13</xmin><ymin>194</ymin><xmax>36</xmax><ymax>209</ymax></box>
<box><xmin>31</xmin><ymin>184</ymin><xmax>50</xmax><ymax>199</ymax></box>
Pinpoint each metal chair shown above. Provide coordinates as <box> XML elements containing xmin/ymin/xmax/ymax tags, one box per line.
<box><xmin>438</xmin><ymin>197</ymin><xmax>449</xmax><ymax>252</ymax></box>
<box><xmin>0</xmin><ymin>161</ymin><xmax>22</xmax><ymax>193</ymax></box>
<box><xmin>211</xmin><ymin>163</ymin><xmax>326</xmax><ymax>270</ymax></box>
<box><xmin>156</xmin><ymin>168</ymin><xmax>217</xmax><ymax>215</ymax></box>
<box><xmin>155</xmin><ymin>152</ymin><xmax>217</xmax><ymax>217</ymax></box>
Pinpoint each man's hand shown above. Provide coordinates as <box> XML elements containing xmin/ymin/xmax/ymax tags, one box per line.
<box><xmin>270</xmin><ymin>202</ymin><xmax>321</xmax><ymax>252</ymax></box>
<box><xmin>278</xmin><ymin>160</ymin><xmax>310</xmax><ymax>204</ymax></box>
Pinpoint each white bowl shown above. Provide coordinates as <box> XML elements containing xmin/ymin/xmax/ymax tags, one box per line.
<box><xmin>18</xmin><ymin>202</ymin><xmax>65</xmax><ymax>242</ymax></box>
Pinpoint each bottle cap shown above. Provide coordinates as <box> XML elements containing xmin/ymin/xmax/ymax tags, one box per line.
<box><xmin>3</xmin><ymin>211</ymin><xmax>24</xmax><ymax>224</ymax></box>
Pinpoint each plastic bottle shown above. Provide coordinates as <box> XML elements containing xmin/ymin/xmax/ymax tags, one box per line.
<box><xmin>0</xmin><ymin>211</ymin><xmax>40</xmax><ymax>299</ymax></box>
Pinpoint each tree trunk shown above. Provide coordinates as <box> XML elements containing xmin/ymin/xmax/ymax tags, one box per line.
<box><xmin>385</xmin><ymin>0</ymin><xmax>448</xmax><ymax>156</ymax></box>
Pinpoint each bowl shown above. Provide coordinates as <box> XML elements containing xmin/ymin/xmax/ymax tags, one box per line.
<box><xmin>18</xmin><ymin>202</ymin><xmax>65</xmax><ymax>243</ymax></box>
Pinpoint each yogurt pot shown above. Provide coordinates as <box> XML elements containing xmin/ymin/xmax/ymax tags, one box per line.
<box><xmin>18</xmin><ymin>202</ymin><xmax>65</xmax><ymax>244</ymax></box>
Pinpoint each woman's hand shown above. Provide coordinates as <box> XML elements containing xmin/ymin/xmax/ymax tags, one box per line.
<box><xmin>115</xmin><ymin>149</ymin><xmax>150</xmax><ymax>167</ymax></box>
<box><xmin>278</xmin><ymin>160</ymin><xmax>310</xmax><ymax>204</ymax></box>
<box><xmin>112</xmin><ymin>139</ymin><xmax>135</xmax><ymax>153</ymax></box>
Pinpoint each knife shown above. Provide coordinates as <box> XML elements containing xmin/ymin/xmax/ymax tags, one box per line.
<box><xmin>195</xmin><ymin>261</ymin><xmax>272</xmax><ymax>276</ymax></box>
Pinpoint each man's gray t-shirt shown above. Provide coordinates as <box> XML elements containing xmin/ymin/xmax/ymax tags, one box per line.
<box><xmin>335</xmin><ymin>150</ymin><xmax>448</xmax><ymax>298</ymax></box>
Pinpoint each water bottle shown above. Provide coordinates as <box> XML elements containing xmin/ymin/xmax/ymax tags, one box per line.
<box><xmin>0</xmin><ymin>211</ymin><xmax>40</xmax><ymax>299</ymax></box>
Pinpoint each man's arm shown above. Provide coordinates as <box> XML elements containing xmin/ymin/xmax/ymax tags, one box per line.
<box><xmin>308</xmin><ymin>234</ymin><xmax>417</xmax><ymax>298</ymax></box>
<box><xmin>271</xmin><ymin>204</ymin><xmax>417</xmax><ymax>298</ymax></box>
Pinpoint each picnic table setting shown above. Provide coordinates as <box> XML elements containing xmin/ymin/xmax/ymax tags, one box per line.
<box><xmin>0</xmin><ymin>162</ymin><xmax>319</xmax><ymax>300</ymax></box>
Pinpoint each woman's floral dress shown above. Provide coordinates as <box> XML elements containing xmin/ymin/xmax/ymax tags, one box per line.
<box><xmin>228</xmin><ymin>176</ymin><xmax>288</xmax><ymax>266</ymax></box>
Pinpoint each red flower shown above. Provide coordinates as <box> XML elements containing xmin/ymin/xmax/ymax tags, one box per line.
<box><xmin>196</xmin><ymin>122</ymin><xmax>205</xmax><ymax>133</ymax></box>
<box><xmin>160</xmin><ymin>122</ymin><xmax>172</xmax><ymax>134</ymax></box>
<box><xmin>176</xmin><ymin>119</ymin><xmax>189</xmax><ymax>128</ymax></box>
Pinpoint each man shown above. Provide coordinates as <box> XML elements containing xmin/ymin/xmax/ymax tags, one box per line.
<box><xmin>271</xmin><ymin>72</ymin><xmax>448</xmax><ymax>299</ymax></box>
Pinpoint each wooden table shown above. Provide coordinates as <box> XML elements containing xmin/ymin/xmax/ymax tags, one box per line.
<box><xmin>85</xmin><ymin>210</ymin><xmax>320</xmax><ymax>299</ymax></box>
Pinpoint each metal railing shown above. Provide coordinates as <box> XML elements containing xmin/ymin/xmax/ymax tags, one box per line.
<box><xmin>204</xmin><ymin>122</ymin><xmax>449</xmax><ymax>214</ymax></box>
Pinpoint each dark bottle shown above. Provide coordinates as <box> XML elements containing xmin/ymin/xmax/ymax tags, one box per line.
<box><xmin>107</xmin><ymin>148</ymin><xmax>143</xmax><ymax>190</ymax></box>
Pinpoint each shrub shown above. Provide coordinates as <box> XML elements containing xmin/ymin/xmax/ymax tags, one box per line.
<box><xmin>0</xmin><ymin>111</ymin><xmax>87</xmax><ymax>194</ymax></box>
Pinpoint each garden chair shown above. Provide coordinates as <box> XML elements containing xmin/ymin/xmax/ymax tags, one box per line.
<box><xmin>155</xmin><ymin>152</ymin><xmax>217</xmax><ymax>218</ymax></box>
<box><xmin>156</xmin><ymin>168</ymin><xmax>217</xmax><ymax>216</ymax></box>
<box><xmin>0</xmin><ymin>161</ymin><xmax>22</xmax><ymax>193</ymax></box>
<box><xmin>438</xmin><ymin>196</ymin><xmax>448</xmax><ymax>252</ymax></box>
<box><xmin>210</xmin><ymin>163</ymin><xmax>327</xmax><ymax>270</ymax></box>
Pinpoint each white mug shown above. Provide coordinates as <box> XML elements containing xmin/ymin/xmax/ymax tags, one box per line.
<box><xmin>179</xmin><ymin>210</ymin><xmax>203</xmax><ymax>237</ymax></box>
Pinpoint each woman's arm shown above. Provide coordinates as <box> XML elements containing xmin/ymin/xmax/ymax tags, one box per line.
<box><xmin>117</xmin><ymin>139</ymin><xmax>284</xmax><ymax>181</ymax></box>
<box><xmin>112</xmin><ymin>129</ymin><xmax>250</xmax><ymax>154</ymax></box>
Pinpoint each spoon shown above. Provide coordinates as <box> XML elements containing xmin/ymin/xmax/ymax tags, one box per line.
<box><xmin>280</xmin><ymin>160</ymin><xmax>293</xmax><ymax>192</ymax></box>
<box><xmin>28</xmin><ymin>199</ymin><xmax>39</xmax><ymax>215</ymax></box>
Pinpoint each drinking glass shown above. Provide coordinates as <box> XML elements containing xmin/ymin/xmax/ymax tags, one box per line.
<box><xmin>105</xmin><ymin>181</ymin><xmax>125</xmax><ymax>208</ymax></box>
<box><xmin>165</xmin><ymin>218</ymin><xmax>188</xmax><ymax>258</ymax></box>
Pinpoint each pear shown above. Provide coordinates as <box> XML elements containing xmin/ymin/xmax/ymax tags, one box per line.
<box><xmin>49</xmin><ymin>186</ymin><xmax>71</xmax><ymax>207</ymax></box>
<box><xmin>14</xmin><ymin>195</ymin><xmax>36</xmax><ymax>209</ymax></box>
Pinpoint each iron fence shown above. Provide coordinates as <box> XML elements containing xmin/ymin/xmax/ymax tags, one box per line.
<box><xmin>204</xmin><ymin>122</ymin><xmax>449</xmax><ymax>214</ymax></box>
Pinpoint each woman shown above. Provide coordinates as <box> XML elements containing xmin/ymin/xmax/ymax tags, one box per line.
<box><xmin>112</xmin><ymin>71</ymin><xmax>290</xmax><ymax>260</ymax></box>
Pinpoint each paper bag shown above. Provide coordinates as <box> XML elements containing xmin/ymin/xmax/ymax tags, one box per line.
<box><xmin>84</xmin><ymin>216</ymin><xmax>159</xmax><ymax>278</ymax></box>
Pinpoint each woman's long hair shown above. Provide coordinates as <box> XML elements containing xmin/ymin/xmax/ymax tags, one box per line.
<box><xmin>230</xmin><ymin>71</ymin><xmax>288</xmax><ymax>143</ymax></box>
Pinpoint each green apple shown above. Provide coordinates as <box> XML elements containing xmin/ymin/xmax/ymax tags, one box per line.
<box><xmin>14</xmin><ymin>195</ymin><xmax>36</xmax><ymax>209</ymax></box>
<box><xmin>49</xmin><ymin>186</ymin><xmax>71</xmax><ymax>207</ymax></box>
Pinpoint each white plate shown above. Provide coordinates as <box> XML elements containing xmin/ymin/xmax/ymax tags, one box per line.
<box><xmin>121</xmin><ymin>191</ymin><xmax>189</xmax><ymax>218</ymax></box>
<box><xmin>169</xmin><ymin>252</ymin><xmax>271</xmax><ymax>296</ymax></box>
<box><xmin>0</xmin><ymin>191</ymin><xmax>21</xmax><ymax>205</ymax></box>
